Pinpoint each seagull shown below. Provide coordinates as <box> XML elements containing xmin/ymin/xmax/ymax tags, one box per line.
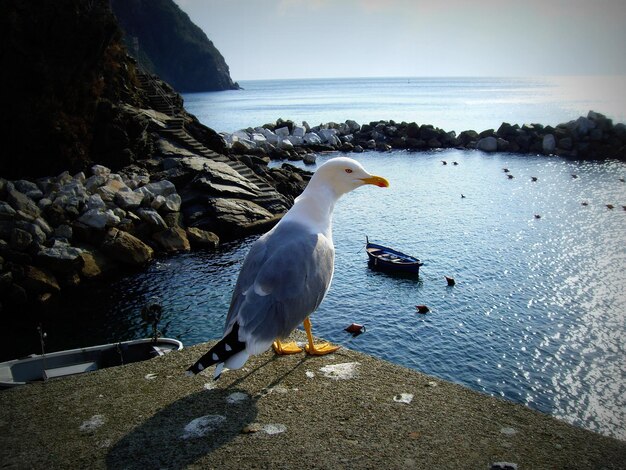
<box><xmin>186</xmin><ymin>157</ymin><xmax>389</xmax><ymax>378</ymax></box>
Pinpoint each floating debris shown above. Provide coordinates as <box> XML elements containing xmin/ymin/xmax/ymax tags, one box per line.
<box><xmin>344</xmin><ymin>323</ymin><xmax>366</xmax><ymax>337</ymax></box>
<box><xmin>415</xmin><ymin>305</ymin><xmax>430</xmax><ymax>314</ymax></box>
<box><xmin>144</xmin><ymin>373</ymin><xmax>158</xmax><ymax>380</ymax></box>
<box><xmin>305</xmin><ymin>371</ymin><xmax>315</xmax><ymax>379</ymax></box>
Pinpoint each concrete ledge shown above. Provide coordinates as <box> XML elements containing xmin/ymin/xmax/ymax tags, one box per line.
<box><xmin>1</xmin><ymin>333</ymin><xmax>624</xmax><ymax>469</ymax></box>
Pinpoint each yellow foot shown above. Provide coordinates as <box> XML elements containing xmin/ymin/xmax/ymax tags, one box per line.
<box><xmin>272</xmin><ymin>340</ymin><xmax>303</xmax><ymax>355</ymax></box>
<box><xmin>305</xmin><ymin>342</ymin><xmax>340</xmax><ymax>356</ymax></box>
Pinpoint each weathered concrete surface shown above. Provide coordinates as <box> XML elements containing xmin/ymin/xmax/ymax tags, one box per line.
<box><xmin>1</xmin><ymin>332</ymin><xmax>625</xmax><ymax>469</ymax></box>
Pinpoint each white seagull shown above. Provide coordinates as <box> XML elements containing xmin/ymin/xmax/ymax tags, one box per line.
<box><xmin>187</xmin><ymin>157</ymin><xmax>389</xmax><ymax>378</ymax></box>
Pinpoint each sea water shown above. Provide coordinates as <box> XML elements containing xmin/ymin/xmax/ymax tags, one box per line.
<box><xmin>182</xmin><ymin>76</ymin><xmax>626</xmax><ymax>134</ymax></box>
<box><xmin>3</xmin><ymin>77</ymin><xmax>625</xmax><ymax>440</ymax></box>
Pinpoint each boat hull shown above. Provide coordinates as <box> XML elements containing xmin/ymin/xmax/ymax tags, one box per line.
<box><xmin>0</xmin><ymin>338</ymin><xmax>183</xmax><ymax>388</ymax></box>
<box><xmin>366</xmin><ymin>241</ymin><xmax>423</xmax><ymax>274</ymax></box>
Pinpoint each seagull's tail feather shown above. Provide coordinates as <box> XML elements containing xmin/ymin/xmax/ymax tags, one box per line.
<box><xmin>186</xmin><ymin>323</ymin><xmax>246</xmax><ymax>378</ymax></box>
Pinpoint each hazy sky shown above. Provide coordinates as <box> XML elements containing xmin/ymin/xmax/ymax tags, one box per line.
<box><xmin>174</xmin><ymin>0</ymin><xmax>626</xmax><ymax>81</ymax></box>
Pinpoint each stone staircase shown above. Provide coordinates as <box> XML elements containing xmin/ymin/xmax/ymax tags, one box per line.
<box><xmin>137</xmin><ymin>71</ymin><xmax>283</xmax><ymax>208</ymax></box>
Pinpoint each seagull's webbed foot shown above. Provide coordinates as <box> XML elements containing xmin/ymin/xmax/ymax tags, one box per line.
<box><xmin>272</xmin><ymin>340</ymin><xmax>303</xmax><ymax>355</ymax></box>
<box><xmin>303</xmin><ymin>317</ymin><xmax>340</xmax><ymax>356</ymax></box>
<box><xmin>305</xmin><ymin>342</ymin><xmax>340</xmax><ymax>355</ymax></box>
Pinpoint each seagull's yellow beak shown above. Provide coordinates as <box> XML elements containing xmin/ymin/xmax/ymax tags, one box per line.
<box><xmin>360</xmin><ymin>175</ymin><xmax>390</xmax><ymax>188</ymax></box>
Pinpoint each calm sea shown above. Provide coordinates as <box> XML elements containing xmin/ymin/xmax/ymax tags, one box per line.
<box><xmin>182</xmin><ymin>76</ymin><xmax>626</xmax><ymax>134</ymax></box>
<box><xmin>3</xmin><ymin>77</ymin><xmax>626</xmax><ymax>440</ymax></box>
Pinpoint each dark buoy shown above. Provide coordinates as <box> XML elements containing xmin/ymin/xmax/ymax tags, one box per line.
<box><xmin>415</xmin><ymin>305</ymin><xmax>430</xmax><ymax>314</ymax></box>
<box><xmin>345</xmin><ymin>323</ymin><xmax>365</xmax><ymax>337</ymax></box>
<box><xmin>445</xmin><ymin>276</ymin><xmax>456</xmax><ymax>286</ymax></box>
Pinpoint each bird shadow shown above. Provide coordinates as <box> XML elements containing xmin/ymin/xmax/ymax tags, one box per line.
<box><xmin>105</xmin><ymin>387</ymin><xmax>257</xmax><ymax>469</ymax></box>
<box><xmin>105</xmin><ymin>353</ymin><xmax>309</xmax><ymax>469</ymax></box>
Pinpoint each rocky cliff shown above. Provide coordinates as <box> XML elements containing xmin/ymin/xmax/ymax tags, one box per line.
<box><xmin>0</xmin><ymin>0</ymin><xmax>148</xmax><ymax>179</ymax></box>
<box><xmin>110</xmin><ymin>0</ymin><xmax>239</xmax><ymax>92</ymax></box>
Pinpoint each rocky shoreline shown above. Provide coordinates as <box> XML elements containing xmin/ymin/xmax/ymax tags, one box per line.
<box><xmin>1</xmin><ymin>109</ymin><xmax>625</xmax><ymax>315</ymax></box>
<box><xmin>222</xmin><ymin>110</ymin><xmax>626</xmax><ymax>161</ymax></box>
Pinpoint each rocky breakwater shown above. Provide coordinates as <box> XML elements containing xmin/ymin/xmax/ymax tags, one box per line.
<box><xmin>0</xmin><ymin>157</ymin><xmax>310</xmax><ymax>311</ymax></box>
<box><xmin>222</xmin><ymin>111</ymin><xmax>626</xmax><ymax>161</ymax></box>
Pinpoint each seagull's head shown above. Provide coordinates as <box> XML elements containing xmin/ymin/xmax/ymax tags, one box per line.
<box><xmin>312</xmin><ymin>157</ymin><xmax>389</xmax><ymax>197</ymax></box>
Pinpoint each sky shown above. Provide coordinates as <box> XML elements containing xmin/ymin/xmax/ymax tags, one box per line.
<box><xmin>174</xmin><ymin>0</ymin><xmax>626</xmax><ymax>81</ymax></box>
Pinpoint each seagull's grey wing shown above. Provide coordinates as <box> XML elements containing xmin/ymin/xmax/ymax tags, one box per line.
<box><xmin>223</xmin><ymin>221</ymin><xmax>334</xmax><ymax>354</ymax></box>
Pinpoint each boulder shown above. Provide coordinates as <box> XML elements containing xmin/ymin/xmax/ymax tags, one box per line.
<box><xmin>101</xmin><ymin>228</ymin><xmax>153</xmax><ymax>266</ymax></box>
<box><xmin>115</xmin><ymin>189</ymin><xmax>144</xmax><ymax>210</ymax></box>
<box><xmin>152</xmin><ymin>226</ymin><xmax>190</xmax><ymax>252</ymax></box>
<box><xmin>292</xmin><ymin>125</ymin><xmax>306</xmax><ymax>138</ymax></box>
<box><xmin>91</xmin><ymin>164</ymin><xmax>111</xmax><ymax>177</ymax></box>
<box><xmin>345</xmin><ymin>120</ymin><xmax>361</xmax><ymax>133</ymax></box>
<box><xmin>275</xmin><ymin>126</ymin><xmax>290</xmax><ymax>138</ymax></box>
<box><xmin>205</xmin><ymin>198</ymin><xmax>273</xmax><ymax>235</ymax></box>
<box><xmin>21</xmin><ymin>265</ymin><xmax>60</xmax><ymax>294</ymax></box>
<box><xmin>140</xmin><ymin>180</ymin><xmax>177</xmax><ymax>198</ymax></box>
<box><xmin>77</xmin><ymin>209</ymin><xmax>120</xmax><ymax>229</ymax></box>
<box><xmin>7</xmin><ymin>189</ymin><xmax>41</xmax><ymax>219</ymax></box>
<box><xmin>96</xmin><ymin>178</ymin><xmax>128</xmax><ymax>202</ymax></box>
<box><xmin>79</xmin><ymin>248</ymin><xmax>117</xmax><ymax>279</ymax></box>
<box><xmin>10</xmin><ymin>228</ymin><xmax>33</xmax><ymax>251</ymax></box>
<box><xmin>476</xmin><ymin>136</ymin><xmax>498</xmax><ymax>152</ymax></box>
<box><xmin>14</xmin><ymin>180</ymin><xmax>43</xmax><ymax>201</ymax></box>
<box><xmin>303</xmin><ymin>132</ymin><xmax>322</xmax><ymax>145</ymax></box>
<box><xmin>136</xmin><ymin>208</ymin><xmax>168</xmax><ymax>231</ymax></box>
<box><xmin>542</xmin><ymin>134</ymin><xmax>556</xmax><ymax>154</ymax></box>
<box><xmin>186</xmin><ymin>227</ymin><xmax>219</xmax><ymax>249</ymax></box>
<box><xmin>163</xmin><ymin>193</ymin><xmax>182</xmax><ymax>212</ymax></box>
<box><xmin>0</xmin><ymin>201</ymin><xmax>17</xmax><ymax>220</ymax></box>
<box><xmin>37</xmin><ymin>242</ymin><xmax>85</xmax><ymax>273</ymax></box>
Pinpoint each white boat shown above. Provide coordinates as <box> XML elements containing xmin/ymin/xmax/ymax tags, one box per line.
<box><xmin>0</xmin><ymin>337</ymin><xmax>183</xmax><ymax>388</ymax></box>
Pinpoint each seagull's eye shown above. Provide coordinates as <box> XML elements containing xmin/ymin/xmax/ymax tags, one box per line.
<box><xmin>345</xmin><ymin>168</ymin><xmax>353</xmax><ymax>174</ymax></box>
